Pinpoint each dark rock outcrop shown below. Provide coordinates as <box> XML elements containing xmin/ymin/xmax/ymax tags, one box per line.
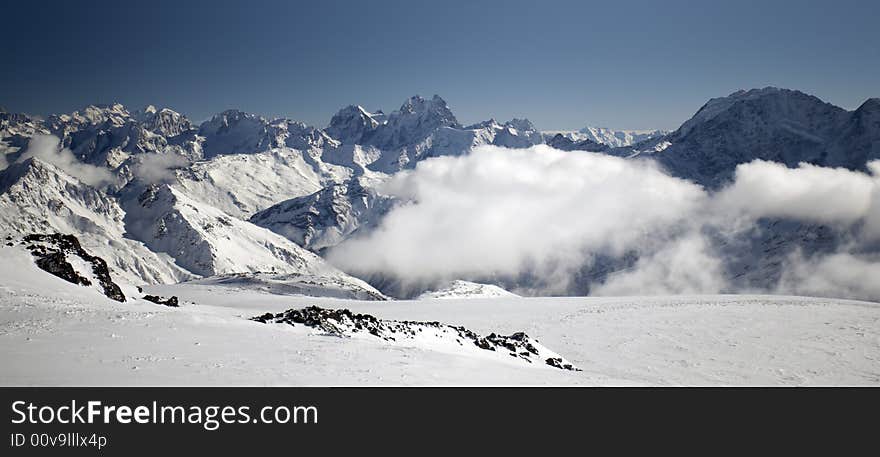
<box><xmin>142</xmin><ymin>294</ymin><xmax>179</xmax><ymax>307</ymax></box>
<box><xmin>22</xmin><ymin>233</ymin><xmax>126</xmax><ymax>302</ymax></box>
<box><xmin>252</xmin><ymin>306</ymin><xmax>580</xmax><ymax>371</ymax></box>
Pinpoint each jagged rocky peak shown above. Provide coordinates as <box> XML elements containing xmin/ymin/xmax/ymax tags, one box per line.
<box><xmin>197</xmin><ymin>109</ymin><xmax>272</xmax><ymax>157</ymax></box>
<box><xmin>1</xmin><ymin>111</ymin><xmax>47</xmax><ymax>152</ymax></box>
<box><xmin>399</xmin><ymin>94</ymin><xmax>458</xmax><ymax>122</ymax></box>
<box><xmin>278</xmin><ymin>119</ymin><xmax>339</xmax><ymax>151</ymax></box>
<box><xmin>571</xmin><ymin>127</ymin><xmax>667</xmax><ymax>148</ymax></box>
<box><xmin>490</xmin><ymin>117</ymin><xmax>544</xmax><ymax>148</ymax></box>
<box><xmin>198</xmin><ymin>109</ymin><xmax>337</xmax><ymax>156</ymax></box>
<box><xmin>504</xmin><ymin>118</ymin><xmax>536</xmax><ymax>132</ymax></box>
<box><xmin>49</xmin><ymin>103</ymin><xmax>132</xmax><ymax>129</ymax></box>
<box><xmin>367</xmin><ymin>95</ymin><xmax>461</xmax><ymax>150</ymax></box>
<box><xmin>0</xmin><ymin>157</ymin><xmax>40</xmax><ymax>192</ymax></box>
<box><xmin>250</xmin><ymin>176</ymin><xmax>394</xmax><ymax>251</ymax></box>
<box><xmin>325</xmin><ymin>105</ymin><xmax>381</xmax><ymax>144</ymax></box>
<box><xmin>136</xmin><ymin>105</ymin><xmax>193</xmax><ymax>137</ymax></box>
<box><xmin>199</xmin><ymin>109</ymin><xmax>268</xmax><ymax>136</ymax></box>
<box><xmin>465</xmin><ymin>118</ymin><xmax>501</xmax><ymax>130</ymax></box>
<box><xmin>467</xmin><ymin>116</ymin><xmax>539</xmax><ymax>132</ymax></box>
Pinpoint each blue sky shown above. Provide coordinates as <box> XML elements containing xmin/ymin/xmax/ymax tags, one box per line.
<box><xmin>2</xmin><ymin>0</ymin><xmax>877</xmax><ymax>130</ymax></box>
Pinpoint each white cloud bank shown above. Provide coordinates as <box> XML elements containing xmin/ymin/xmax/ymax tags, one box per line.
<box><xmin>329</xmin><ymin>145</ymin><xmax>880</xmax><ymax>301</ymax></box>
<box><xmin>131</xmin><ymin>152</ymin><xmax>190</xmax><ymax>184</ymax></box>
<box><xmin>330</xmin><ymin>145</ymin><xmax>705</xmax><ymax>292</ymax></box>
<box><xmin>17</xmin><ymin>134</ymin><xmax>112</xmax><ymax>186</ymax></box>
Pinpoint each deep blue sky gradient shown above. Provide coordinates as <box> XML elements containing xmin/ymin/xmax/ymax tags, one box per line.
<box><xmin>2</xmin><ymin>0</ymin><xmax>878</xmax><ymax>130</ymax></box>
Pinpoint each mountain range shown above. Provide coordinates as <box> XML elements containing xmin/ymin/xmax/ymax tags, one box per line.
<box><xmin>1</xmin><ymin>87</ymin><xmax>879</xmax><ymax>299</ymax></box>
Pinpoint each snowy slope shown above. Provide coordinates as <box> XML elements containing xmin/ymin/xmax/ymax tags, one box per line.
<box><xmin>645</xmin><ymin>87</ymin><xmax>876</xmax><ymax>188</ymax></box>
<box><xmin>198</xmin><ymin>110</ymin><xmax>338</xmax><ymax>158</ymax></box>
<box><xmin>118</xmin><ymin>182</ymin><xmax>383</xmax><ymax>299</ymax></box>
<box><xmin>418</xmin><ymin>280</ymin><xmax>520</xmax><ymax>300</ymax></box>
<box><xmin>1</xmin><ymin>256</ymin><xmax>877</xmax><ymax>386</ymax></box>
<box><xmin>0</xmin><ymin>158</ymin><xmax>191</xmax><ymax>285</ymax></box>
<box><xmin>250</xmin><ymin>176</ymin><xmax>394</xmax><ymax>250</ymax></box>
<box><xmin>172</xmin><ymin>148</ymin><xmax>351</xmax><ymax>218</ymax></box>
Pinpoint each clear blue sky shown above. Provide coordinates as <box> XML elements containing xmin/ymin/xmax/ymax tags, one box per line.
<box><xmin>2</xmin><ymin>0</ymin><xmax>877</xmax><ymax>130</ymax></box>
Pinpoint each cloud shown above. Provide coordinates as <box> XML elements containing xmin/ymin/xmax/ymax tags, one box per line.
<box><xmin>715</xmin><ymin>160</ymin><xmax>877</xmax><ymax>227</ymax></box>
<box><xmin>592</xmin><ymin>233</ymin><xmax>727</xmax><ymax>296</ymax></box>
<box><xmin>329</xmin><ymin>145</ymin><xmax>706</xmax><ymax>292</ymax></box>
<box><xmin>776</xmin><ymin>250</ymin><xmax>880</xmax><ymax>301</ymax></box>
<box><xmin>17</xmin><ymin>134</ymin><xmax>112</xmax><ymax>187</ymax></box>
<box><xmin>132</xmin><ymin>153</ymin><xmax>190</xmax><ymax>184</ymax></box>
<box><xmin>328</xmin><ymin>145</ymin><xmax>880</xmax><ymax>301</ymax></box>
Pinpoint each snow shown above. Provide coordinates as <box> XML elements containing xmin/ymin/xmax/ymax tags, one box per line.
<box><xmin>1</xmin><ymin>250</ymin><xmax>877</xmax><ymax>386</ymax></box>
<box><xmin>418</xmin><ymin>280</ymin><xmax>520</xmax><ymax>300</ymax></box>
<box><xmin>3</xmin><ymin>89</ymin><xmax>880</xmax><ymax>385</ymax></box>
<box><xmin>118</xmin><ymin>183</ymin><xmax>382</xmax><ymax>299</ymax></box>
<box><xmin>544</xmin><ymin>127</ymin><xmax>666</xmax><ymax>148</ymax></box>
<box><xmin>649</xmin><ymin>140</ymin><xmax>672</xmax><ymax>152</ymax></box>
<box><xmin>0</xmin><ymin>158</ymin><xmax>192</xmax><ymax>285</ymax></box>
<box><xmin>249</xmin><ymin>176</ymin><xmax>394</xmax><ymax>250</ymax></box>
<box><xmin>172</xmin><ymin>148</ymin><xmax>349</xmax><ymax>219</ymax></box>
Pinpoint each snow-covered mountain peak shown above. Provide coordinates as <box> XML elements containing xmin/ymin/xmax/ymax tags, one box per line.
<box><xmin>198</xmin><ymin>109</ymin><xmax>338</xmax><ymax>157</ymax></box>
<box><xmin>649</xmin><ymin>86</ymin><xmax>871</xmax><ymax>187</ymax></box>
<box><xmin>465</xmin><ymin>118</ymin><xmax>501</xmax><ymax>130</ymax></box>
<box><xmin>418</xmin><ymin>280</ymin><xmax>521</xmax><ymax>300</ymax></box>
<box><xmin>198</xmin><ymin>109</ymin><xmax>273</xmax><ymax>157</ymax></box>
<box><xmin>250</xmin><ymin>175</ymin><xmax>394</xmax><ymax>250</ymax></box>
<box><xmin>856</xmin><ymin>97</ymin><xmax>880</xmax><ymax>112</ymax></box>
<box><xmin>674</xmin><ymin>87</ymin><xmax>843</xmax><ymax>139</ymax></box>
<box><xmin>325</xmin><ymin>104</ymin><xmax>381</xmax><ymax>144</ymax></box>
<box><xmin>504</xmin><ymin>118</ymin><xmax>536</xmax><ymax>132</ymax></box>
<box><xmin>543</xmin><ymin>127</ymin><xmax>666</xmax><ymax>148</ymax></box>
<box><xmin>361</xmin><ymin>95</ymin><xmax>461</xmax><ymax>152</ymax></box>
<box><xmin>397</xmin><ymin>94</ymin><xmax>456</xmax><ymax>120</ymax></box>
<box><xmin>137</xmin><ymin>106</ymin><xmax>193</xmax><ymax>137</ymax></box>
<box><xmin>0</xmin><ymin>156</ymin><xmax>55</xmax><ymax>191</ymax></box>
<box><xmin>51</xmin><ymin>103</ymin><xmax>132</xmax><ymax>129</ymax></box>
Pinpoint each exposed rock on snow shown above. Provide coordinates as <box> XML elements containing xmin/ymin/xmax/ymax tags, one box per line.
<box><xmin>22</xmin><ymin>233</ymin><xmax>126</xmax><ymax>302</ymax></box>
<box><xmin>418</xmin><ymin>280</ymin><xmax>520</xmax><ymax>300</ymax></box>
<box><xmin>142</xmin><ymin>294</ymin><xmax>179</xmax><ymax>307</ymax></box>
<box><xmin>252</xmin><ymin>306</ymin><xmax>579</xmax><ymax>371</ymax></box>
